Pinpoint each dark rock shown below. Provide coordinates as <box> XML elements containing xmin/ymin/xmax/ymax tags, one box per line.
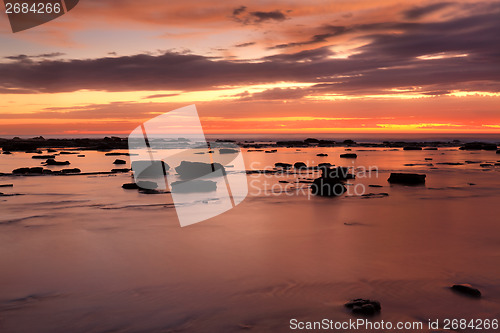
<box><xmin>497</xmin><ymin>150</ymin><xmax>500</xmax><ymax>154</ymax></box>
<box><xmin>460</xmin><ymin>142</ymin><xmax>497</xmax><ymax>151</ymax></box>
<box><xmin>3</xmin><ymin>151</ymin><xmax>12</xmax><ymax>154</ymax></box>
<box><xmin>77</xmin><ymin>155</ymin><xmax>85</xmax><ymax>157</ymax></box>
<box><xmin>45</xmin><ymin>159</ymin><xmax>70</xmax><ymax>166</ymax></box>
<box><xmin>278</xmin><ymin>180</ymin><xmax>289</xmax><ymax>183</ymax></box>
<box><xmin>131</xmin><ymin>160</ymin><xmax>170</xmax><ymax>178</ymax></box>
<box><xmin>345</xmin><ymin>299</ymin><xmax>381</xmax><ymax>316</ymax></box>
<box><xmin>32</xmin><ymin>155</ymin><xmax>56</xmax><ymax>159</ymax></box>
<box><xmin>361</xmin><ymin>193</ymin><xmax>389</xmax><ymax>198</ymax></box>
<box><xmin>28</xmin><ymin>167</ymin><xmax>44</xmax><ymax>174</ymax></box>
<box><xmin>275</xmin><ymin>162</ymin><xmax>292</xmax><ymax>169</ymax></box>
<box><xmin>388</xmin><ymin>173</ymin><xmax>426</xmax><ymax>185</ymax></box>
<box><xmin>294</xmin><ymin>162</ymin><xmax>307</xmax><ymax>169</ymax></box>
<box><xmin>137</xmin><ymin>181</ymin><xmax>158</xmax><ymax>189</ymax></box>
<box><xmin>105</xmin><ymin>152</ymin><xmax>130</xmax><ymax>156</ymax></box>
<box><xmin>451</xmin><ymin>284</ymin><xmax>481</xmax><ymax>298</ymax></box>
<box><xmin>122</xmin><ymin>183</ymin><xmax>139</xmax><ymax>190</ymax></box>
<box><xmin>403</xmin><ymin>146</ymin><xmax>423</xmax><ymax>151</ymax></box>
<box><xmin>0</xmin><ymin>184</ymin><xmax>14</xmax><ymax>187</ymax></box>
<box><xmin>12</xmin><ymin>167</ymin><xmax>30</xmax><ymax>174</ymax></box>
<box><xmin>47</xmin><ymin>149</ymin><xmax>57</xmax><ymax>153</ymax></box>
<box><xmin>424</xmin><ymin>147</ymin><xmax>438</xmax><ymax>150</ymax></box>
<box><xmin>311</xmin><ymin>178</ymin><xmax>346</xmax><ymax>196</ymax></box>
<box><xmin>42</xmin><ymin>169</ymin><xmax>53</xmax><ymax>174</ymax></box>
<box><xmin>369</xmin><ymin>185</ymin><xmax>383</xmax><ymax>188</ymax></box>
<box><xmin>111</xmin><ymin>168</ymin><xmax>130</xmax><ymax>173</ymax></box>
<box><xmin>316</xmin><ymin>153</ymin><xmax>328</xmax><ymax>157</ymax></box>
<box><xmin>437</xmin><ymin>162</ymin><xmax>464</xmax><ymax>166</ymax></box>
<box><xmin>59</xmin><ymin>151</ymin><xmax>79</xmax><ymax>155</ymax></box>
<box><xmin>175</xmin><ymin>161</ymin><xmax>224</xmax><ymax>179</ymax></box>
<box><xmin>113</xmin><ymin>159</ymin><xmax>126</xmax><ymax>165</ymax></box>
<box><xmin>219</xmin><ymin>148</ymin><xmax>239</xmax><ymax>154</ymax></box>
<box><xmin>425</xmin><ymin>158</ymin><xmax>433</xmax><ymax>160</ymax></box>
<box><xmin>265</xmin><ymin>149</ymin><xmax>277</xmax><ymax>153</ymax></box>
<box><xmin>318</xmin><ymin>163</ymin><xmax>333</xmax><ymax>168</ymax></box>
<box><xmin>340</xmin><ymin>153</ymin><xmax>357</xmax><ymax>158</ymax></box>
<box><xmin>171</xmin><ymin>180</ymin><xmax>217</xmax><ymax>193</ymax></box>
<box><xmin>61</xmin><ymin>168</ymin><xmax>81</xmax><ymax>174</ymax></box>
<box><xmin>480</xmin><ymin>164</ymin><xmax>493</xmax><ymax>167</ymax></box>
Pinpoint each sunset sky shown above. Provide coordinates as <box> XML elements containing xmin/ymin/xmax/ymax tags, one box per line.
<box><xmin>0</xmin><ymin>0</ymin><xmax>499</xmax><ymax>135</ymax></box>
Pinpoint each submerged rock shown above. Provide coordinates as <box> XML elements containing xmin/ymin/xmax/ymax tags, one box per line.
<box><xmin>294</xmin><ymin>162</ymin><xmax>307</xmax><ymax>169</ymax></box>
<box><xmin>275</xmin><ymin>162</ymin><xmax>292</xmax><ymax>169</ymax></box>
<box><xmin>111</xmin><ymin>168</ymin><xmax>130</xmax><ymax>173</ymax></box>
<box><xmin>32</xmin><ymin>155</ymin><xmax>56</xmax><ymax>159</ymax></box>
<box><xmin>388</xmin><ymin>173</ymin><xmax>426</xmax><ymax>185</ymax></box>
<box><xmin>45</xmin><ymin>159</ymin><xmax>70</xmax><ymax>166</ymax></box>
<box><xmin>61</xmin><ymin>168</ymin><xmax>81</xmax><ymax>174</ymax></box>
<box><xmin>113</xmin><ymin>159</ymin><xmax>126</xmax><ymax>165</ymax></box>
<box><xmin>122</xmin><ymin>183</ymin><xmax>139</xmax><ymax>189</ymax></box>
<box><xmin>175</xmin><ymin>161</ymin><xmax>224</xmax><ymax>179</ymax></box>
<box><xmin>316</xmin><ymin>153</ymin><xmax>328</xmax><ymax>157</ymax></box>
<box><xmin>340</xmin><ymin>153</ymin><xmax>357</xmax><ymax>158</ymax></box>
<box><xmin>345</xmin><ymin>299</ymin><xmax>381</xmax><ymax>316</ymax></box>
<box><xmin>0</xmin><ymin>184</ymin><xmax>14</xmax><ymax>187</ymax></box>
<box><xmin>451</xmin><ymin>284</ymin><xmax>481</xmax><ymax>298</ymax></box>
<box><xmin>171</xmin><ymin>180</ymin><xmax>217</xmax><ymax>193</ymax></box>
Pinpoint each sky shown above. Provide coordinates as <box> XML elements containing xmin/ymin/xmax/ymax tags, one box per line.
<box><xmin>0</xmin><ymin>0</ymin><xmax>499</xmax><ymax>136</ymax></box>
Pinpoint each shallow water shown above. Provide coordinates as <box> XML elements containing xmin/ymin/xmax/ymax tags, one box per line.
<box><xmin>0</xmin><ymin>147</ymin><xmax>499</xmax><ymax>332</ymax></box>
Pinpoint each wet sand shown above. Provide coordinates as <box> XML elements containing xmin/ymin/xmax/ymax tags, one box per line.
<box><xmin>0</xmin><ymin>146</ymin><xmax>500</xmax><ymax>332</ymax></box>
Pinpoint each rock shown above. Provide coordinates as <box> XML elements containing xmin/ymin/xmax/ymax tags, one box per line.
<box><xmin>45</xmin><ymin>159</ymin><xmax>70</xmax><ymax>166</ymax></box>
<box><xmin>122</xmin><ymin>183</ymin><xmax>139</xmax><ymax>190</ymax></box>
<box><xmin>219</xmin><ymin>148</ymin><xmax>239</xmax><ymax>154</ymax></box>
<box><xmin>59</xmin><ymin>151</ymin><xmax>79</xmax><ymax>155</ymax></box>
<box><xmin>0</xmin><ymin>184</ymin><xmax>14</xmax><ymax>187</ymax></box>
<box><xmin>171</xmin><ymin>180</ymin><xmax>217</xmax><ymax>193</ymax></box>
<box><xmin>316</xmin><ymin>153</ymin><xmax>328</xmax><ymax>157</ymax></box>
<box><xmin>275</xmin><ymin>162</ymin><xmax>292</xmax><ymax>169</ymax></box>
<box><xmin>294</xmin><ymin>162</ymin><xmax>307</xmax><ymax>169</ymax></box>
<box><xmin>460</xmin><ymin>142</ymin><xmax>497</xmax><ymax>151</ymax></box>
<box><xmin>105</xmin><ymin>152</ymin><xmax>130</xmax><ymax>156</ymax></box>
<box><xmin>497</xmin><ymin>150</ymin><xmax>500</xmax><ymax>154</ymax></box>
<box><xmin>310</xmin><ymin>167</ymin><xmax>353</xmax><ymax>196</ymax></box>
<box><xmin>32</xmin><ymin>155</ymin><xmax>56</xmax><ymax>159</ymax></box>
<box><xmin>318</xmin><ymin>163</ymin><xmax>333</xmax><ymax>168</ymax></box>
<box><xmin>403</xmin><ymin>146</ymin><xmax>423</xmax><ymax>150</ymax></box>
<box><xmin>131</xmin><ymin>160</ymin><xmax>170</xmax><ymax>177</ymax></box>
<box><xmin>175</xmin><ymin>161</ymin><xmax>224</xmax><ymax>179</ymax></box>
<box><xmin>361</xmin><ymin>193</ymin><xmax>389</xmax><ymax>198</ymax></box>
<box><xmin>451</xmin><ymin>284</ymin><xmax>481</xmax><ymax>298</ymax></box>
<box><xmin>425</xmin><ymin>158</ymin><xmax>433</xmax><ymax>160</ymax></box>
<box><xmin>77</xmin><ymin>155</ymin><xmax>85</xmax><ymax>157</ymax></box>
<box><xmin>3</xmin><ymin>151</ymin><xmax>12</xmax><ymax>154</ymax></box>
<box><xmin>323</xmin><ymin>167</ymin><xmax>355</xmax><ymax>180</ymax></box>
<box><xmin>424</xmin><ymin>147</ymin><xmax>438</xmax><ymax>150</ymax></box>
<box><xmin>278</xmin><ymin>180</ymin><xmax>289</xmax><ymax>183</ymax></box>
<box><xmin>437</xmin><ymin>162</ymin><xmax>464</xmax><ymax>166</ymax></box>
<box><xmin>28</xmin><ymin>167</ymin><xmax>44</xmax><ymax>174</ymax></box>
<box><xmin>480</xmin><ymin>164</ymin><xmax>493</xmax><ymax>167</ymax></box>
<box><xmin>137</xmin><ymin>181</ymin><xmax>158</xmax><ymax>189</ymax></box>
<box><xmin>340</xmin><ymin>153</ymin><xmax>357</xmax><ymax>158</ymax></box>
<box><xmin>369</xmin><ymin>185</ymin><xmax>383</xmax><ymax>188</ymax></box>
<box><xmin>111</xmin><ymin>168</ymin><xmax>130</xmax><ymax>173</ymax></box>
<box><xmin>47</xmin><ymin>149</ymin><xmax>57</xmax><ymax>153</ymax></box>
<box><xmin>345</xmin><ymin>299</ymin><xmax>381</xmax><ymax>316</ymax></box>
<box><xmin>265</xmin><ymin>149</ymin><xmax>277</xmax><ymax>153</ymax></box>
<box><xmin>113</xmin><ymin>159</ymin><xmax>126</xmax><ymax>165</ymax></box>
<box><xmin>12</xmin><ymin>167</ymin><xmax>30</xmax><ymax>174</ymax></box>
<box><xmin>388</xmin><ymin>173</ymin><xmax>426</xmax><ymax>185</ymax></box>
<box><xmin>61</xmin><ymin>168</ymin><xmax>81</xmax><ymax>174</ymax></box>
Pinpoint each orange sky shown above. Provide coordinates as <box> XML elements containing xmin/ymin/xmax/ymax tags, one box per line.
<box><xmin>0</xmin><ymin>0</ymin><xmax>499</xmax><ymax>135</ymax></box>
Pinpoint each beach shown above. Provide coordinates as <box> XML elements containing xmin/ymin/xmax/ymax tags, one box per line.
<box><xmin>1</xmin><ymin>141</ymin><xmax>499</xmax><ymax>332</ymax></box>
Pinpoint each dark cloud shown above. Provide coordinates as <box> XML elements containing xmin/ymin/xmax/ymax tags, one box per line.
<box><xmin>4</xmin><ymin>52</ymin><xmax>65</xmax><ymax>61</ymax></box>
<box><xmin>143</xmin><ymin>93</ymin><xmax>180</xmax><ymax>99</ymax></box>
<box><xmin>236</xmin><ymin>87</ymin><xmax>309</xmax><ymax>101</ymax></box>
<box><xmin>235</xmin><ymin>42</ymin><xmax>256</xmax><ymax>48</ymax></box>
<box><xmin>403</xmin><ymin>2</ymin><xmax>455</xmax><ymax>20</ymax></box>
<box><xmin>232</xmin><ymin>7</ymin><xmax>288</xmax><ymax>25</ymax></box>
<box><xmin>1</xmin><ymin>4</ymin><xmax>499</xmax><ymax>98</ymax></box>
